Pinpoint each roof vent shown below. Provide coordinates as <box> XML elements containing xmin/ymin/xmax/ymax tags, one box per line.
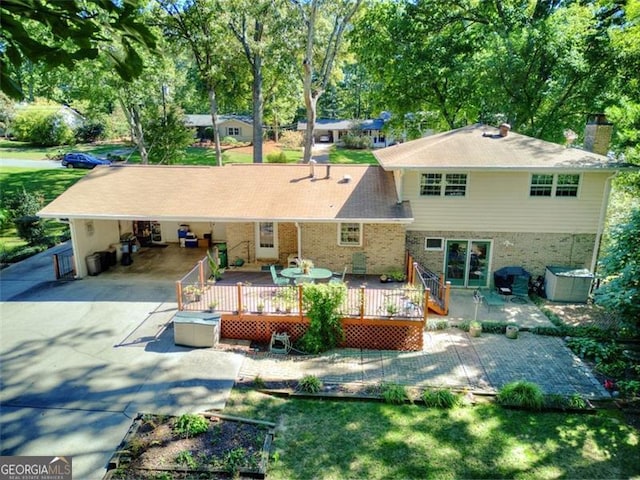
<box><xmin>342</xmin><ymin>174</ymin><xmax>352</xmax><ymax>183</ymax></box>
<box><xmin>309</xmin><ymin>159</ymin><xmax>317</xmax><ymax>178</ymax></box>
<box><xmin>325</xmin><ymin>165</ymin><xmax>331</xmax><ymax>178</ymax></box>
<box><xmin>499</xmin><ymin>123</ymin><xmax>511</xmax><ymax>137</ymax></box>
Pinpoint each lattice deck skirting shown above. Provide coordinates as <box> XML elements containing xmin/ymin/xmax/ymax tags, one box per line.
<box><xmin>220</xmin><ymin>314</ymin><xmax>424</xmax><ymax>351</ymax></box>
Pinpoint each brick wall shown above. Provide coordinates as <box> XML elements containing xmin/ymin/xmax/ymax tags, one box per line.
<box><xmin>407</xmin><ymin>230</ymin><xmax>596</xmax><ymax>280</ymax></box>
<box><xmin>225</xmin><ymin>222</ymin><xmax>407</xmax><ymax>274</ymax></box>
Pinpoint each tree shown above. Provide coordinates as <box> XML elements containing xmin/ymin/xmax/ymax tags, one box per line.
<box><xmin>595</xmin><ymin>207</ymin><xmax>640</xmax><ymax>328</ymax></box>
<box><xmin>295</xmin><ymin>0</ymin><xmax>363</xmax><ymax>163</ymax></box>
<box><xmin>159</xmin><ymin>0</ymin><xmax>241</xmax><ymax>166</ymax></box>
<box><xmin>144</xmin><ymin>105</ymin><xmax>194</xmax><ymax>164</ymax></box>
<box><xmin>0</xmin><ymin>0</ymin><xmax>157</xmax><ymax>99</ymax></box>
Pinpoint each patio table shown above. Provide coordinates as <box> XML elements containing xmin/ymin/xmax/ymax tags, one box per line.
<box><xmin>280</xmin><ymin>267</ymin><xmax>333</xmax><ymax>281</ymax></box>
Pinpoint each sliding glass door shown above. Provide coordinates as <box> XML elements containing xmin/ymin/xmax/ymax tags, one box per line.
<box><xmin>445</xmin><ymin>240</ymin><xmax>491</xmax><ymax>288</ymax></box>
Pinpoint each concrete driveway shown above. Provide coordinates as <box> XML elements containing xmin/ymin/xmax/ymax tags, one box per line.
<box><xmin>0</xmin><ymin>244</ymin><xmax>244</xmax><ymax>479</ymax></box>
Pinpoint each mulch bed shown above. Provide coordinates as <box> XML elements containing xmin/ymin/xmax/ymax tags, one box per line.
<box><xmin>105</xmin><ymin>413</ymin><xmax>274</xmax><ymax>480</ymax></box>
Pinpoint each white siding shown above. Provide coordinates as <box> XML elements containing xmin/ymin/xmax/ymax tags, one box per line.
<box><xmin>403</xmin><ymin>171</ymin><xmax>609</xmax><ymax>233</ymax></box>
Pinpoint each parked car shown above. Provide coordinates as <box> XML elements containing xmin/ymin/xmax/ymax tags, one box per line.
<box><xmin>61</xmin><ymin>153</ymin><xmax>112</xmax><ymax>169</ymax></box>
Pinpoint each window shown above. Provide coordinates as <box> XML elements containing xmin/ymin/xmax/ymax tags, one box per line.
<box><xmin>420</xmin><ymin>174</ymin><xmax>442</xmax><ymax>196</ymax></box>
<box><xmin>444</xmin><ymin>174</ymin><xmax>467</xmax><ymax>196</ymax></box>
<box><xmin>424</xmin><ymin>238</ymin><xmax>444</xmax><ymax>251</ymax></box>
<box><xmin>227</xmin><ymin>127</ymin><xmax>240</xmax><ymax>136</ymax></box>
<box><xmin>530</xmin><ymin>174</ymin><xmax>553</xmax><ymax>196</ymax></box>
<box><xmin>556</xmin><ymin>174</ymin><xmax>580</xmax><ymax>197</ymax></box>
<box><xmin>338</xmin><ymin>223</ymin><xmax>362</xmax><ymax>246</ymax></box>
<box><xmin>530</xmin><ymin>174</ymin><xmax>580</xmax><ymax>197</ymax></box>
<box><xmin>420</xmin><ymin>173</ymin><xmax>467</xmax><ymax>196</ymax></box>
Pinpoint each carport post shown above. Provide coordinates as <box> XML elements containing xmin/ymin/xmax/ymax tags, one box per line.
<box><xmin>176</xmin><ymin>281</ymin><xmax>183</xmax><ymax>310</ymax></box>
<box><xmin>198</xmin><ymin>258</ymin><xmax>206</xmax><ymax>288</ymax></box>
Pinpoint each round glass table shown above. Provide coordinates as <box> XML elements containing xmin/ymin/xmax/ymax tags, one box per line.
<box><xmin>280</xmin><ymin>267</ymin><xmax>333</xmax><ymax>281</ymax></box>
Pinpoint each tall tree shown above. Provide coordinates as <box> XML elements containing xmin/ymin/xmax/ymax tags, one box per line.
<box><xmin>0</xmin><ymin>0</ymin><xmax>156</xmax><ymax>99</ymax></box>
<box><xmin>295</xmin><ymin>0</ymin><xmax>363</xmax><ymax>163</ymax></box>
<box><xmin>159</xmin><ymin>0</ymin><xmax>234</xmax><ymax>166</ymax></box>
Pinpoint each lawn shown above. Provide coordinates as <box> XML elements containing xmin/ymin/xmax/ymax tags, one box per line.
<box><xmin>0</xmin><ymin>167</ymin><xmax>88</xmax><ymax>253</ymax></box>
<box><xmin>330</xmin><ymin>146</ymin><xmax>379</xmax><ymax>164</ymax></box>
<box><xmin>224</xmin><ymin>388</ymin><xmax>639</xmax><ymax>480</ymax></box>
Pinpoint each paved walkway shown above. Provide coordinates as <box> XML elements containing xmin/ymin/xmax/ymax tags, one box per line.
<box><xmin>238</xmin><ymin>329</ymin><xmax>608</xmax><ymax>398</ymax></box>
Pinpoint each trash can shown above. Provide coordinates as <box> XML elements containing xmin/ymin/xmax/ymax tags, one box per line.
<box><xmin>97</xmin><ymin>250</ymin><xmax>111</xmax><ymax>272</ymax></box>
<box><xmin>216</xmin><ymin>242</ymin><xmax>228</xmax><ymax>268</ymax></box>
<box><xmin>86</xmin><ymin>253</ymin><xmax>102</xmax><ymax>276</ymax></box>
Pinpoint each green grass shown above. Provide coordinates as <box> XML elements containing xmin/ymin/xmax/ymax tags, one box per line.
<box><xmin>0</xmin><ymin>167</ymin><xmax>87</xmax><ymax>252</ymax></box>
<box><xmin>329</xmin><ymin>146</ymin><xmax>379</xmax><ymax>164</ymax></box>
<box><xmin>225</xmin><ymin>388</ymin><xmax>639</xmax><ymax>480</ymax></box>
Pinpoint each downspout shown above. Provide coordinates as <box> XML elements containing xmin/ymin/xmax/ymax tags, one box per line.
<box><xmin>295</xmin><ymin>222</ymin><xmax>302</xmax><ymax>259</ymax></box>
<box><xmin>590</xmin><ymin>173</ymin><xmax>617</xmax><ymax>274</ymax></box>
<box><xmin>394</xmin><ymin>169</ymin><xmax>404</xmax><ymax>204</ymax></box>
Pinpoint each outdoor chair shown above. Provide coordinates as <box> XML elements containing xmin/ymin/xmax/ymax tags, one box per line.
<box><xmin>352</xmin><ymin>252</ymin><xmax>367</xmax><ymax>278</ymax></box>
<box><xmin>330</xmin><ymin>265</ymin><xmax>348</xmax><ymax>284</ymax></box>
<box><xmin>270</xmin><ymin>265</ymin><xmax>289</xmax><ymax>286</ymax></box>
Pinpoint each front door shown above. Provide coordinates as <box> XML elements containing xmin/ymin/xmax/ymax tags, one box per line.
<box><xmin>255</xmin><ymin>222</ymin><xmax>278</xmax><ymax>259</ymax></box>
<box><xmin>445</xmin><ymin>240</ymin><xmax>491</xmax><ymax>287</ymax></box>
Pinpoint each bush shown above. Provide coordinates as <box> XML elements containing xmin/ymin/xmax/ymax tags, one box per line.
<box><xmin>298</xmin><ymin>283</ymin><xmax>347</xmax><ymax>354</ymax></box>
<box><xmin>340</xmin><ymin>133</ymin><xmax>373</xmax><ymax>149</ymax></box>
<box><xmin>15</xmin><ymin>215</ymin><xmax>47</xmax><ymax>245</ymax></box>
<box><xmin>566</xmin><ymin>337</ymin><xmax>622</xmax><ymax>363</ymax></box>
<box><xmin>279</xmin><ymin>130</ymin><xmax>304</xmax><ymax>149</ymax></box>
<box><xmin>222</xmin><ymin>135</ymin><xmax>239</xmax><ymax>145</ymax></box>
<box><xmin>75</xmin><ymin>121</ymin><xmax>106</xmax><ymax>142</ymax></box>
<box><xmin>266</xmin><ymin>151</ymin><xmax>288</xmax><ymax>163</ymax></box>
<box><xmin>297</xmin><ymin>375</ymin><xmax>323</xmax><ymax>393</ymax></box>
<box><xmin>12</xmin><ymin>111</ymin><xmax>74</xmax><ymax>146</ymax></box>
<box><xmin>421</xmin><ymin>389</ymin><xmax>460</xmax><ymax>408</ymax></box>
<box><xmin>617</xmin><ymin>380</ymin><xmax>640</xmax><ymax>398</ymax></box>
<box><xmin>496</xmin><ymin>381</ymin><xmax>544</xmax><ymax>410</ymax></box>
<box><xmin>174</xmin><ymin>413</ymin><xmax>209</xmax><ymax>438</ymax></box>
<box><xmin>381</xmin><ymin>383</ymin><xmax>409</xmax><ymax>404</ymax></box>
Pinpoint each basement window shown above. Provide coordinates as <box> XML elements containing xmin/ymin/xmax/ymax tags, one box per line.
<box><xmin>425</xmin><ymin>238</ymin><xmax>444</xmax><ymax>251</ymax></box>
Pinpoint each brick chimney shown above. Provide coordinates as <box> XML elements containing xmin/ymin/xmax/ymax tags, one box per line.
<box><xmin>584</xmin><ymin>114</ymin><xmax>613</xmax><ymax>156</ymax></box>
<box><xmin>499</xmin><ymin>123</ymin><xmax>511</xmax><ymax>137</ymax></box>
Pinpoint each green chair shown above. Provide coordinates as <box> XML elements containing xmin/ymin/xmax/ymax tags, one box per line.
<box><xmin>352</xmin><ymin>252</ymin><xmax>367</xmax><ymax>278</ymax></box>
<box><xmin>270</xmin><ymin>265</ymin><xmax>289</xmax><ymax>286</ymax></box>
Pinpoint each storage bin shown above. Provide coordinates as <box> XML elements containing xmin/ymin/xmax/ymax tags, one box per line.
<box><xmin>173</xmin><ymin>312</ymin><xmax>221</xmax><ymax>347</ymax></box>
<box><xmin>185</xmin><ymin>238</ymin><xmax>198</xmax><ymax>248</ymax></box>
<box><xmin>86</xmin><ymin>253</ymin><xmax>102</xmax><ymax>276</ymax></box>
<box><xmin>544</xmin><ymin>266</ymin><xmax>594</xmax><ymax>302</ymax></box>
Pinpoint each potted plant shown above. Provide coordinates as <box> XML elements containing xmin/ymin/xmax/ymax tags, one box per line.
<box><xmin>469</xmin><ymin>320</ymin><xmax>482</xmax><ymax>337</ymax></box>
<box><xmin>389</xmin><ymin>268</ymin><xmax>407</xmax><ymax>282</ymax></box>
<box><xmin>183</xmin><ymin>285</ymin><xmax>202</xmax><ymax>303</ymax></box>
<box><xmin>256</xmin><ymin>302</ymin><xmax>265</xmax><ymax>314</ymax></box>
<box><xmin>379</xmin><ymin>274</ymin><xmax>390</xmax><ymax>283</ymax></box>
<box><xmin>207</xmin><ymin>250</ymin><xmax>225</xmax><ymax>282</ymax></box>
<box><xmin>208</xmin><ymin>300</ymin><xmax>218</xmax><ymax>312</ymax></box>
<box><xmin>299</xmin><ymin>258</ymin><xmax>314</xmax><ymax>274</ymax></box>
<box><xmin>382</xmin><ymin>300</ymin><xmax>400</xmax><ymax>317</ymax></box>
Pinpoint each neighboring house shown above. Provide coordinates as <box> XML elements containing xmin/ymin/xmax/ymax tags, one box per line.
<box><xmin>297</xmin><ymin>116</ymin><xmax>392</xmax><ymax>148</ymax></box>
<box><xmin>373</xmin><ymin>119</ymin><xmax>634</xmax><ymax>288</ymax></box>
<box><xmin>38</xmin><ymin>117</ymin><xmax>634</xmax><ymax>286</ymax></box>
<box><xmin>4</xmin><ymin>103</ymin><xmax>84</xmax><ymax>136</ymax></box>
<box><xmin>185</xmin><ymin>114</ymin><xmax>254</xmax><ymax>142</ymax></box>
<box><xmin>38</xmin><ymin>164</ymin><xmax>412</xmax><ymax>278</ymax></box>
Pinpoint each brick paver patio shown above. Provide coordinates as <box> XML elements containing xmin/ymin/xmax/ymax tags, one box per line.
<box><xmin>237</xmin><ymin>329</ymin><xmax>609</xmax><ymax>399</ymax></box>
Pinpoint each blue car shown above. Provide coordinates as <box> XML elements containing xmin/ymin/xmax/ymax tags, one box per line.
<box><xmin>61</xmin><ymin>152</ymin><xmax>112</xmax><ymax>169</ymax></box>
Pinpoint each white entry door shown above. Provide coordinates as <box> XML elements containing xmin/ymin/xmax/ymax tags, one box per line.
<box><xmin>255</xmin><ymin>222</ymin><xmax>278</xmax><ymax>259</ymax></box>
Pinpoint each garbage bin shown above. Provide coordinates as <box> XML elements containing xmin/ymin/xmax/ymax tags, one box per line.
<box><xmin>86</xmin><ymin>253</ymin><xmax>102</xmax><ymax>276</ymax></box>
<box><xmin>216</xmin><ymin>242</ymin><xmax>228</xmax><ymax>268</ymax></box>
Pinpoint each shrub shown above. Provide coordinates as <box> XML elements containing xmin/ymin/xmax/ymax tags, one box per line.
<box><xmin>422</xmin><ymin>389</ymin><xmax>460</xmax><ymax>408</ymax></box>
<box><xmin>75</xmin><ymin>121</ymin><xmax>106</xmax><ymax>142</ymax></box>
<box><xmin>253</xmin><ymin>374</ymin><xmax>266</xmax><ymax>389</ymax></box>
<box><xmin>496</xmin><ymin>381</ymin><xmax>544</xmax><ymax>410</ymax></box>
<box><xmin>279</xmin><ymin>130</ymin><xmax>304</xmax><ymax>149</ymax></box>
<box><xmin>298</xmin><ymin>283</ymin><xmax>347</xmax><ymax>354</ymax></box>
<box><xmin>266</xmin><ymin>151</ymin><xmax>288</xmax><ymax>163</ymax></box>
<box><xmin>566</xmin><ymin>337</ymin><xmax>622</xmax><ymax>363</ymax></box>
<box><xmin>340</xmin><ymin>133</ymin><xmax>373</xmax><ymax>149</ymax></box>
<box><xmin>15</xmin><ymin>215</ymin><xmax>47</xmax><ymax>245</ymax></box>
<box><xmin>617</xmin><ymin>380</ymin><xmax>640</xmax><ymax>398</ymax></box>
<box><xmin>174</xmin><ymin>413</ymin><xmax>209</xmax><ymax>438</ymax></box>
<box><xmin>298</xmin><ymin>375</ymin><xmax>323</xmax><ymax>393</ymax></box>
<box><xmin>222</xmin><ymin>135</ymin><xmax>239</xmax><ymax>145</ymax></box>
<box><xmin>175</xmin><ymin>450</ymin><xmax>197</xmax><ymax>469</ymax></box>
<box><xmin>4</xmin><ymin>189</ymin><xmax>44</xmax><ymax>221</ymax></box>
<box><xmin>381</xmin><ymin>383</ymin><xmax>409</xmax><ymax>404</ymax></box>
<box><xmin>12</xmin><ymin>111</ymin><xmax>74</xmax><ymax>146</ymax></box>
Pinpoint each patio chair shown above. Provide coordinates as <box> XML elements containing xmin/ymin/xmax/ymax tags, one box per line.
<box><xmin>330</xmin><ymin>265</ymin><xmax>348</xmax><ymax>284</ymax></box>
<box><xmin>352</xmin><ymin>252</ymin><xmax>367</xmax><ymax>278</ymax></box>
<box><xmin>270</xmin><ymin>265</ymin><xmax>289</xmax><ymax>286</ymax></box>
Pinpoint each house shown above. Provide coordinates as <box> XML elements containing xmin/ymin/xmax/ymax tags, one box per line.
<box><xmin>38</xmin><ymin>164</ymin><xmax>412</xmax><ymax>278</ymax></box>
<box><xmin>297</xmin><ymin>116</ymin><xmax>392</xmax><ymax>148</ymax></box>
<box><xmin>185</xmin><ymin>114</ymin><xmax>254</xmax><ymax>142</ymax></box>
<box><xmin>373</xmin><ymin>119</ymin><xmax>633</xmax><ymax>288</ymax></box>
<box><xmin>38</xmin><ymin>117</ymin><xmax>634</xmax><ymax>287</ymax></box>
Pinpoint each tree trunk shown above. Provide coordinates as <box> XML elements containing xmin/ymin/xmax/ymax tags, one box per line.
<box><xmin>208</xmin><ymin>88</ymin><xmax>223</xmax><ymax>167</ymax></box>
<box><xmin>252</xmin><ymin>54</ymin><xmax>263</xmax><ymax>163</ymax></box>
<box><xmin>303</xmin><ymin>89</ymin><xmax>318</xmax><ymax>164</ymax></box>
<box><xmin>119</xmin><ymin>97</ymin><xmax>148</xmax><ymax>164</ymax></box>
